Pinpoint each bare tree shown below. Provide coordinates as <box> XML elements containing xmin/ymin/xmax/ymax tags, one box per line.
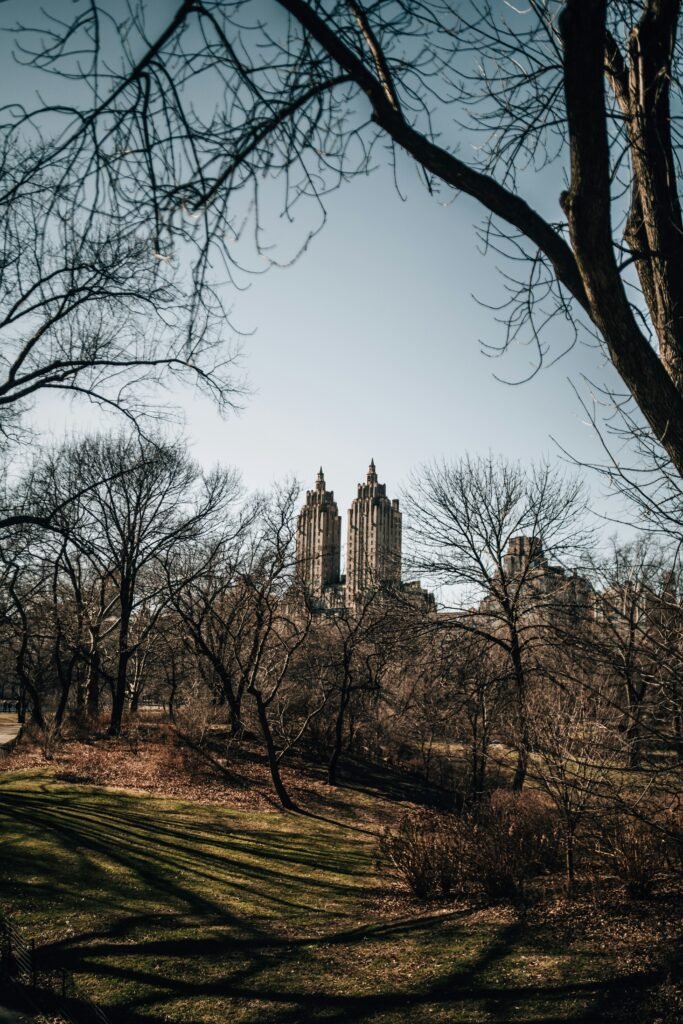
<box><xmin>589</xmin><ymin>537</ymin><xmax>683</xmax><ymax>766</ymax></box>
<box><xmin>0</xmin><ymin>142</ymin><xmax>243</xmax><ymax>519</ymax></box>
<box><xmin>164</xmin><ymin>511</ymin><xmax>259</xmax><ymax>737</ymax></box>
<box><xmin>405</xmin><ymin>455</ymin><xmax>591</xmax><ymax>790</ymax></box>
<box><xmin>404</xmin><ymin>629</ymin><xmax>508</xmax><ymax>801</ymax></box>
<box><xmin>22</xmin><ymin>431</ymin><xmax>240</xmax><ymax>736</ymax></box>
<box><xmin>317</xmin><ymin>586</ymin><xmax>401</xmax><ymax>786</ymax></box>
<box><xmin>0</xmin><ymin>531</ymin><xmax>50</xmax><ymax>728</ymax></box>
<box><xmin>219</xmin><ymin>483</ymin><xmax>313</xmax><ymax>810</ymax></box>
<box><xmin>167</xmin><ymin>482</ymin><xmax>315</xmax><ymax>808</ymax></box>
<box><xmin>9</xmin><ymin>3</ymin><xmax>683</xmax><ymax>475</ymax></box>
<box><xmin>529</xmin><ymin>677</ymin><xmax>622</xmax><ymax>894</ymax></box>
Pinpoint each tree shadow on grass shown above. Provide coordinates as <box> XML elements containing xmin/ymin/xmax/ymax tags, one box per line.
<box><xmin>56</xmin><ymin>916</ymin><xmax>666</xmax><ymax>1024</ymax></box>
<box><xmin>0</xmin><ymin>782</ymin><xmax>371</xmax><ymax>937</ymax></box>
<box><xmin>333</xmin><ymin>755</ymin><xmax>457</xmax><ymax>811</ymax></box>
<box><xmin>0</xmin><ymin>779</ymin><xmax>670</xmax><ymax>1024</ymax></box>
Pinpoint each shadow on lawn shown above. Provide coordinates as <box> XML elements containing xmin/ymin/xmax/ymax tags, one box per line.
<box><xmin>336</xmin><ymin>754</ymin><xmax>458</xmax><ymax>810</ymax></box>
<box><xmin>56</xmin><ymin>917</ymin><xmax>664</xmax><ymax>1024</ymax></box>
<box><xmin>0</xmin><ymin>779</ymin><xmax>666</xmax><ymax>1024</ymax></box>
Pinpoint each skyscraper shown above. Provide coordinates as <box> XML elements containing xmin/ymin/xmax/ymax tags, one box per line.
<box><xmin>345</xmin><ymin>459</ymin><xmax>402</xmax><ymax>600</ymax></box>
<box><xmin>295</xmin><ymin>467</ymin><xmax>341</xmax><ymax>598</ymax></box>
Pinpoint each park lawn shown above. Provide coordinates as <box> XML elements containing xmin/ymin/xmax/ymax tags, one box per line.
<box><xmin>0</xmin><ymin>769</ymin><xmax>664</xmax><ymax>1023</ymax></box>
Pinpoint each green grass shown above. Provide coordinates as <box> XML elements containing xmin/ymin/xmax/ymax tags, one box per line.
<box><xmin>0</xmin><ymin>770</ymin><xmax>665</xmax><ymax>1023</ymax></box>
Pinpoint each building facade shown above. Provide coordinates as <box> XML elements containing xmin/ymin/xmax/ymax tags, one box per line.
<box><xmin>295</xmin><ymin>467</ymin><xmax>342</xmax><ymax>598</ymax></box>
<box><xmin>296</xmin><ymin>461</ymin><xmax>426</xmax><ymax>611</ymax></box>
<box><xmin>345</xmin><ymin>460</ymin><xmax>402</xmax><ymax>601</ymax></box>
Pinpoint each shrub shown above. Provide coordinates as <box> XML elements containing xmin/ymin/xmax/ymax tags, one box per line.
<box><xmin>379</xmin><ymin>791</ymin><xmax>560</xmax><ymax>901</ymax></box>
<box><xmin>22</xmin><ymin>715</ymin><xmax>62</xmax><ymax>760</ymax></box>
<box><xmin>378</xmin><ymin>808</ymin><xmax>470</xmax><ymax>900</ymax></box>
<box><xmin>471</xmin><ymin>790</ymin><xmax>561</xmax><ymax>898</ymax></box>
<box><xmin>598</xmin><ymin>813</ymin><xmax>678</xmax><ymax>897</ymax></box>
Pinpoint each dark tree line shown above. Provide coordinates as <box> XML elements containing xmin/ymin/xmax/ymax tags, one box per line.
<box><xmin>2</xmin><ymin>442</ymin><xmax>682</xmax><ymax>831</ymax></box>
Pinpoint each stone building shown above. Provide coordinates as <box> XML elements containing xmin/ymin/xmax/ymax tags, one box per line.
<box><xmin>502</xmin><ymin>536</ymin><xmax>545</xmax><ymax>579</ymax></box>
<box><xmin>480</xmin><ymin>534</ymin><xmax>593</xmax><ymax>620</ymax></box>
<box><xmin>296</xmin><ymin>461</ymin><xmax>428</xmax><ymax>612</ymax></box>
<box><xmin>345</xmin><ymin>459</ymin><xmax>402</xmax><ymax>601</ymax></box>
<box><xmin>295</xmin><ymin>467</ymin><xmax>342</xmax><ymax>598</ymax></box>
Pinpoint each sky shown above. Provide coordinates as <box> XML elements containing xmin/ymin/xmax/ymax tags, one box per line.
<box><xmin>30</xmin><ymin>156</ymin><xmax>629</xmax><ymax>517</ymax></box>
<box><xmin>7</xmin><ymin>0</ymin><xmax>637</xmax><ymax>530</ymax></box>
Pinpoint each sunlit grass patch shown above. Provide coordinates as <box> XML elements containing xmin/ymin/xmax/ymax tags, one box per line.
<box><xmin>0</xmin><ymin>769</ymin><xmax>671</xmax><ymax>1023</ymax></box>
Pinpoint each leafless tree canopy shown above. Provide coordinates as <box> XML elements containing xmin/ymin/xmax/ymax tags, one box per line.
<box><xmin>6</xmin><ymin>1</ymin><xmax>683</xmax><ymax>474</ymax></box>
<box><xmin>404</xmin><ymin>455</ymin><xmax>592</xmax><ymax>789</ymax></box>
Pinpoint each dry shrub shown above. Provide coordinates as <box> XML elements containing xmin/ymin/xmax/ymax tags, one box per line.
<box><xmin>471</xmin><ymin>790</ymin><xmax>560</xmax><ymax>898</ymax></box>
<box><xmin>379</xmin><ymin>790</ymin><xmax>560</xmax><ymax>902</ymax></box>
<box><xmin>378</xmin><ymin>808</ymin><xmax>469</xmax><ymax>900</ymax></box>
<box><xmin>21</xmin><ymin>716</ymin><xmax>62</xmax><ymax>760</ymax></box>
<box><xmin>598</xmin><ymin>812</ymin><xmax>681</xmax><ymax>896</ymax></box>
<box><xmin>172</xmin><ymin>685</ymin><xmax>222</xmax><ymax>749</ymax></box>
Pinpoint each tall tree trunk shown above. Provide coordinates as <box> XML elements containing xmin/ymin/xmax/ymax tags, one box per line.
<box><xmin>253</xmin><ymin>692</ymin><xmax>297</xmax><ymax>811</ymax></box>
<box><xmin>15</xmin><ymin>648</ymin><xmax>44</xmax><ymax>729</ymax></box>
<box><xmin>17</xmin><ymin>686</ymin><xmax>26</xmax><ymax>724</ymax></box>
<box><xmin>54</xmin><ymin>679</ymin><xmax>72</xmax><ymax>729</ymax></box>
<box><xmin>219</xmin><ymin>674</ymin><xmax>243</xmax><ymax>737</ymax></box>
<box><xmin>328</xmin><ymin>684</ymin><xmax>351</xmax><ymax>786</ymax></box>
<box><xmin>512</xmin><ymin>735</ymin><xmax>529</xmax><ymax>793</ymax></box>
<box><xmin>510</xmin><ymin>641</ymin><xmax>529</xmax><ymax>792</ymax></box>
<box><xmin>109</xmin><ymin>604</ymin><xmax>131</xmax><ymax>737</ymax></box>
<box><xmin>86</xmin><ymin>649</ymin><xmax>102</xmax><ymax>722</ymax></box>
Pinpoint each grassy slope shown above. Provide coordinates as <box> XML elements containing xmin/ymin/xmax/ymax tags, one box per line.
<box><xmin>0</xmin><ymin>769</ymin><xmax>668</xmax><ymax>1024</ymax></box>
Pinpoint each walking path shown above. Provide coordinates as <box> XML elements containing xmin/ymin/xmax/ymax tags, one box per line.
<box><xmin>0</xmin><ymin>713</ymin><xmax>21</xmax><ymax>749</ymax></box>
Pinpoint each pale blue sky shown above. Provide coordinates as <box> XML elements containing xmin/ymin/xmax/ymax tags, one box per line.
<box><xmin>167</xmin><ymin>161</ymin><xmax>628</xmax><ymax>521</ymax></box>
<box><xmin>29</xmin><ymin>157</ymin><xmax>627</xmax><ymax>511</ymax></box>
<box><xmin>8</xmin><ymin>0</ymin><xmax>634</xmax><ymax>525</ymax></box>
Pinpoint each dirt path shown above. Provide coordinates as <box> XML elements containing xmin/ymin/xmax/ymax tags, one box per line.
<box><xmin>0</xmin><ymin>713</ymin><xmax>21</xmax><ymax>748</ymax></box>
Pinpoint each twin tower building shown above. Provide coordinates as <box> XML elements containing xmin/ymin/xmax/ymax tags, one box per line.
<box><xmin>295</xmin><ymin>460</ymin><xmax>403</xmax><ymax>609</ymax></box>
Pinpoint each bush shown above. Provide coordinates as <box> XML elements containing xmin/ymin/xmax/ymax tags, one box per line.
<box><xmin>471</xmin><ymin>790</ymin><xmax>561</xmax><ymax>898</ymax></box>
<box><xmin>598</xmin><ymin>813</ymin><xmax>679</xmax><ymax>897</ymax></box>
<box><xmin>379</xmin><ymin>791</ymin><xmax>560</xmax><ymax>901</ymax></box>
<box><xmin>378</xmin><ymin>808</ymin><xmax>470</xmax><ymax>900</ymax></box>
<box><xmin>22</xmin><ymin>715</ymin><xmax>62</xmax><ymax>760</ymax></box>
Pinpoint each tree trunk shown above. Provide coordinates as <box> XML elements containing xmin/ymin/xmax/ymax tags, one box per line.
<box><xmin>15</xmin><ymin>658</ymin><xmax>43</xmax><ymax>730</ymax></box>
<box><xmin>17</xmin><ymin>686</ymin><xmax>26</xmax><ymax>725</ymax></box>
<box><xmin>512</xmin><ymin>737</ymin><xmax>529</xmax><ymax>793</ymax></box>
<box><xmin>673</xmin><ymin>705</ymin><xmax>683</xmax><ymax>762</ymax></box>
<box><xmin>512</xmin><ymin>686</ymin><xmax>530</xmax><ymax>792</ymax></box>
<box><xmin>565</xmin><ymin>824</ymin><xmax>576</xmax><ymax>897</ymax></box>
<box><xmin>54</xmin><ymin>681</ymin><xmax>71</xmax><ymax>729</ymax></box>
<box><xmin>109</xmin><ymin>606</ymin><xmax>131</xmax><ymax>737</ymax></box>
<box><xmin>219</xmin><ymin>676</ymin><xmax>243</xmax><ymax>737</ymax></box>
<box><xmin>228</xmin><ymin>705</ymin><xmax>243</xmax><ymax>737</ymax></box>
<box><xmin>508</xmin><ymin>627</ymin><xmax>530</xmax><ymax>792</ymax></box>
<box><xmin>253</xmin><ymin>692</ymin><xmax>297</xmax><ymax>811</ymax></box>
<box><xmin>471</xmin><ymin>741</ymin><xmax>487</xmax><ymax>804</ymax></box>
<box><xmin>625</xmin><ymin>714</ymin><xmax>643</xmax><ymax>769</ymax></box>
<box><xmin>86</xmin><ymin>651</ymin><xmax>101</xmax><ymax>722</ymax></box>
<box><xmin>328</xmin><ymin>685</ymin><xmax>351</xmax><ymax>786</ymax></box>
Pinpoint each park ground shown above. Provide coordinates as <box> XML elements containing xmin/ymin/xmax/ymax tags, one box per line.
<box><xmin>0</xmin><ymin>729</ymin><xmax>681</xmax><ymax>1024</ymax></box>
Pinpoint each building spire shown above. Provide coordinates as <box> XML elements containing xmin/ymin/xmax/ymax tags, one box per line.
<box><xmin>367</xmin><ymin>458</ymin><xmax>377</xmax><ymax>484</ymax></box>
<box><xmin>316</xmin><ymin>466</ymin><xmax>325</xmax><ymax>492</ymax></box>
